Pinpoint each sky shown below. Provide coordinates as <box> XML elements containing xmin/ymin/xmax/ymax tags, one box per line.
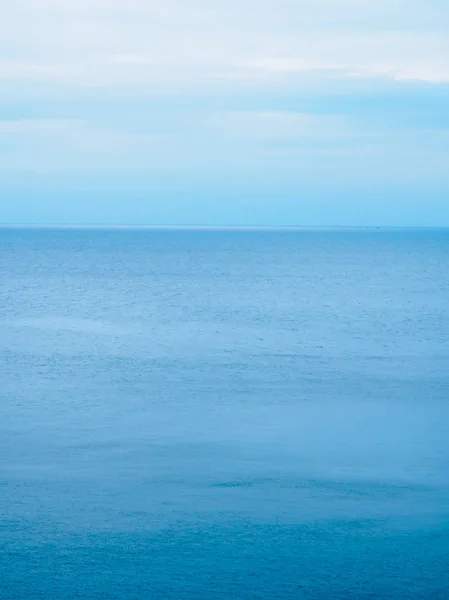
<box><xmin>1</xmin><ymin>0</ymin><xmax>449</xmax><ymax>226</ymax></box>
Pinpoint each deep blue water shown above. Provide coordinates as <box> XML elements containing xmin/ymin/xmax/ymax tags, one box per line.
<box><xmin>1</xmin><ymin>227</ymin><xmax>449</xmax><ymax>599</ymax></box>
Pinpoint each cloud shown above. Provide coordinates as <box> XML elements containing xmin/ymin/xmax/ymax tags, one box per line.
<box><xmin>1</xmin><ymin>0</ymin><xmax>449</xmax><ymax>87</ymax></box>
<box><xmin>0</xmin><ymin>0</ymin><xmax>448</xmax><ymax>227</ymax></box>
<box><xmin>0</xmin><ymin>118</ymin><xmax>182</xmax><ymax>175</ymax></box>
<box><xmin>0</xmin><ymin>119</ymin><xmax>79</xmax><ymax>134</ymax></box>
<box><xmin>1</xmin><ymin>108</ymin><xmax>448</xmax><ymax>189</ymax></box>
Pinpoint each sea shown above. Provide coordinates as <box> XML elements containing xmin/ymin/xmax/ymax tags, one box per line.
<box><xmin>1</xmin><ymin>226</ymin><xmax>448</xmax><ymax>599</ymax></box>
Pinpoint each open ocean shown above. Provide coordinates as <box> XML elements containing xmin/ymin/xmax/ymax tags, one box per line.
<box><xmin>1</xmin><ymin>227</ymin><xmax>448</xmax><ymax>599</ymax></box>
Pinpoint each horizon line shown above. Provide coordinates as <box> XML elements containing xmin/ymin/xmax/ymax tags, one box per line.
<box><xmin>1</xmin><ymin>223</ymin><xmax>449</xmax><ymax>231</ymax></box>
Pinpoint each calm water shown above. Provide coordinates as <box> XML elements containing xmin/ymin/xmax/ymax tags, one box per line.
<box><xmin>1</xmin><ymin>227</ymin><xmax>449</xmax><ymax>599</ymax></box>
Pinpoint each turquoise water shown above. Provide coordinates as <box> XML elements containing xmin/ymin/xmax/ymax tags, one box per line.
<box><xmin>1</xmin><ymin>228</ymin><xmax>448</xmax><ymax>599</ymax></box>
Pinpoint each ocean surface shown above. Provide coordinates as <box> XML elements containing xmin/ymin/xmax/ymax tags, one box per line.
<box><xmin>1</xmin><ymin>227</ymin><xmax>448</xmax><ymax>599</ymax></box>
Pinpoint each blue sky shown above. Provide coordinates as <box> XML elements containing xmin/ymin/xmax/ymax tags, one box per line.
<box><xmin>1</xmin><ymin>0</ymin><xmax>448</xmax><ymax>226</ymax></box>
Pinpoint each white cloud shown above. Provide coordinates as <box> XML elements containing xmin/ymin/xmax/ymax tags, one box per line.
<box><xmin>201</xmin><ymin>111</ymin><xmax>354</xmax><ymax>142</ymax></box>
<box><xmin>0</xmin><ymin>119</ymin><xmax>77</xmax><ymax>134</ymax></box>
<box><xmin>2</xmin><ymin>110</ymin><xmax>448</xmax><ymax>185</ymax></box>
<box><xmin>1</xmin><ymin>0</ymin><xmax>449</xmax><ymax>88</ymax></box>
<box><xmin>0</xmin><ymin>118</ymin><xmax>182</xmax><ymax>173</ymax></box>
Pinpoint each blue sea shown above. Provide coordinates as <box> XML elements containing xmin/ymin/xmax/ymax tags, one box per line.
<box><xmin>1</xmin><ymin>227</ymin><xmax>448</xmax><ymax>599</ymax></box>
